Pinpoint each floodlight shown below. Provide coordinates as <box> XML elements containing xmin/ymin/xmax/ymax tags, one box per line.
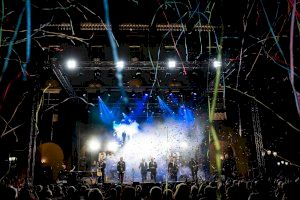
<box><xmin>285</xmin><ymin>162</ymin><xmax>289</xmax><ymax>165</ymax></box>
<box><xmin>66</xmin><ymin>59</ymin><xmax>77</xmax><ymax>70</ymax></box>
<box><xmin>116</xmin><ymin>60</ymin><xmax>125</xmax><ymax>70</ymax></box>
<box><xmin>88</xmin><ymin>138</ymin><xmax>101</xmax><ymax>152</ymax></box>
<box><xmin>213</xmin><ymin>60</ymin><xmax>222</xmax><ymax>68</ymax></box>
<box><xmin>107</xmin><ymin>141</ymin><xmax>119</xmax><ymax>152</ymax></box>
<box><xmin>267</xmin><ymin>150</ymin><xmax>272</xmax><ymax>155</ymax></box>
<box><xmin>9</xmin><ymin>157</ymin><xmax>17</xmax><ymax>162</ymax></box>
<box><xmin>168</xmin><ymin>60</ymin><xmax>176</xmax><ymax>68</ymax></box>
<box><xmin>272</xmin><ymin>152</ymin><xmax>277</xmax><ymax>157</ymax></box>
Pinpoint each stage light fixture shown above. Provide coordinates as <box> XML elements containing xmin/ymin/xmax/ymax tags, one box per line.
<box><xmin>267</xmin><ymin>150</ymin><xmax>272</xmax><ymax>155</ymax></box>
<box><xmin>116</xmin><ymin>60</ymin><xmax>125</xmax><ymax>70</ymax></box>
<box><xmin>213</xmin><ymin>60</ymin><xmax>222</xmax><ymax>68</ymax></box>
<box><xmin>88</xmin><ymin>138</ymin><xmax>101</xmax><ymax>152</ymax></box>
<box><xmin>9</xmin><ymin>157</ymin><xmax>17</xmax><ymax>162</ymax></box>
<box><xmin>277</xmin><ymin>162</ymin><xmax>280</xmax><ymax>166</ymax></box>
<box><xmin>168</xmin><ymin>60</ymin><xmax>176</xmax><ymax>68</ymax></box>
<box><xmin>272</xmin><ymin>151</ymin><xmax>277</xmax><ymax>156</ymax></box>
<box><xmin>285</xmin><ymin>162</ymin><xmax>288</xmax><ymax>165</ymax></box>
<box><xmin>66</xmin><ymin>59</ymin><xmax>77</xmax><ymax>70</ymax></box>
<box><xmin>94</xmin><ymin>69</ymin><xmax>101</xmax><ymax>78</ymax></box>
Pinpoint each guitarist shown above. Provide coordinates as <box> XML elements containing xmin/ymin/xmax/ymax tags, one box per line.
<box><xmin>189</xmin><ymin>158</ymin><xmax>198</xmax><ymax>181</ymax></box>
<box><xmin>97</xmin><ymin>158</ymin><xmax>106</xmax><ymax>184</ymax></box>
<box><xmin>117</xmin><ymin>157</ymin><xmax>126</xmax><ymax>184</ymax></box>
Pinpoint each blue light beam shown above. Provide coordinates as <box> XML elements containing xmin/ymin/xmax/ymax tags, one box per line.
<box><xmin>98</xmin><ymin>96</ymin><xmax>115</xmax><ymax>125</ymax></box>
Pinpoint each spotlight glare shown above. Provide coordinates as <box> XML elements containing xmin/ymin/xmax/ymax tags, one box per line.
<box><xmin>168</xmin><ymin>60</ymin><xmax>176</xmax><ymax>68</ymax></box>
<box><xmin>107</xmin><ymin>141</ymin><xmax>119</xmax><ymax>152</ymax></box>
<box><xmin>180</xmin><ymin>141</ymin><xmax>188</xmax><ymax>149</ymax></box>
<box><xmin>66</xmin><ymin>59</ymin><xmax>77</xmax><ymax>70</ymax></box>
<box><xmin>272</xmin><ymin>151</ymin><xmax>277</xmax><ymax>157</ymax></box>
<box><xmin>277</xmin><ymin>162</ymin><xmax>281</xmax><ymax>166</ymax></box>
<box><xmin>116</xmin><ymin>60</ymin><xmax>125</xmax><ymax>70</ymax></box>
<box><xmin>267</xmin><ymin>150</ymin><xmax>272</xmax><ymax>155</ymax></box>
<box><xmin>162</xmin><ymin>141</ymin><xmax>171</xmax><ymax>149</ymax></box>
<box><xmin>9</xmin><ymin>157</ymin><xmax>17</xmax><ymax>162</ymax></box>
<box><xmin>213</xmin><ymin>60</ymin><xmax>222</xmax><ymax>68</ymax></box>
<box><xmin>88</xmin><ymin>139</ymin><xmax>101</xmax><ymax>152</ymax></box>
<box><xmin>285</xmin><ymin>162</ymin><xmax>288</xmax><ymax>165</ymax></box>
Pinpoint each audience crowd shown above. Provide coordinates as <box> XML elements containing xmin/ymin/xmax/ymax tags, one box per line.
<box><xmin>1</xmin><ymin>174</ymin><xmax>300</xmax><ymax>200</ymax></box>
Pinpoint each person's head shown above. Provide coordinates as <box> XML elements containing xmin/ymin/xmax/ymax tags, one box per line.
<box><xmin>150</xmin><ymin>186</ymin><xmax>162</xmax><ymax>200</ymax></box>
<box><xmin>191</xmin><ymin>158</ymin><xmax>194</xmax><ymax>161</ymax></box>
<box><xmin>191</xmin><ymin>185</ymin><xmax>198</xmax><ymax>197</ymax></box>
<box><xmin>142</xmin><ymin>158</ymin><xmax>145</xmax><ymax>162</ymax></box>
<box><xmin>163</xmin><ymin>189</ymin><xmax>173</xmax><ymax>200</ymax></box>
<box><xmin>151</xmin><ymin>158</ymin><xmax>154</xmax><ymax>162</ymax></box>
<box><xmin>121</xmin><ymin>186</ymin><xmax>135</xmax><ymax>200</ymax></box>
<box><xmin>88</xmin><ymin>188</ymin><xmax>104</xmax><ymax>200</ymax></box>
<box><xmin>109</xmin><ymin>188</ymin><xmax>117</xmax><ymax>199</ymax></box>
<box><xmin>173</xmin><ymin>183</ymin><xmax>189</xmax><ymax>200</ymax></box>
<box><xmin>120</xmin><ymin>157</ymin><xmax>123</xmax><ymax>161</ymax></box>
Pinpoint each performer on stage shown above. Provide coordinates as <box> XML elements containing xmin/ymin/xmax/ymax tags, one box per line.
<box><xmin>97</xmin><ymin>158</ymin><xmax>106</xmax><ymax>184</ymax></box>
<box><xmin>148</xmin><ymin>158</ymin><xmax>157</xmax><ymax>182</ymax></box>
<box><xmin>222</xmin><ymin>153</ymin><xmax>237</xmax><ymax>179</ymax></box>
<box><xmin>117</xmin><ymin>157</ymin><xmax>126</xmax><ymax>184</ymax></box>
<box><xmin>57</xmin><ymin>163</ymin><xmax>69</xmax><ymax>183</ymax></box>
<box><xmin>168</xmin><ymin>158</ymin><xmax>178</xmax><ymax>181</ymax></box>
<box><xmin>189</xmin><ymin>158</ymin><xmax>198</xmax><ymax>181</ymax></box>
<box><xmin>139</xmin><ymin>158</ymin><xmax>148</xmax><ymax>182</ymax></box>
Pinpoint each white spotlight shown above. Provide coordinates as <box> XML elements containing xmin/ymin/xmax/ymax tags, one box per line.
<box><xmin>88</xmin><ymin>139</ymin><xmax>101</xmax><ymax>152</ymax></box>
<box><xmin>168</xmin><ymin>60</ymin><xmax>176</xmax><ymax>68</ymax></box>
<box><xmin>267</xmin><ymin>150</ymin><xmax>272</xmax><ymax>155</ymax></box>
<box><xmin>272</xmin><ymin>151</ymin><xmax>277</xmax><ymax>157</ymax></box>
<box><xmin>107</xmin><ymin>141</ymin><xmax>119</xmax><ymax>152</ymax></box>
<box><xmin>213</xmin><ymin>60</ymin><xmax>222</xmax><ymax>68</ymax></box>
<box><xmin>116</xmin><ymin>60</ymin><xmax>125</xmax><ymax>70</ymax></box>
<box><xmin>9</xmin><ymin>157</ymin><xmax>17</xmax><ymax>162</ymax></box>
<box><xmin>162</xmin><ymin>141</ymin><xmax>171</xmax><ymax>149</ymax></box>
<box><xmin>285</xmin><ymin>162</ymin><xmax>289</xmax><ymax>165</ymax></box>
<box><xmin>41</xmin><ymin>158</ymin><xmax>46</xmax><ymax>164</ymax></box>
<box><xmin>66</xmin><ymin>59</ymin><xmax>77</xmax><ymax>70</ymax></box>
<box><xmin>180</xmin><ymin>141</ymin><xmax>188</xmax><ymax>149</ymax></box>
<box><xmin>277</xmin><ymin>162</ymin><xmax>281</xmax><ymax>166</ymax></box>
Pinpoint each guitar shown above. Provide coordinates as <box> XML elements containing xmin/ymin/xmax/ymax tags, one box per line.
<box><xmin>97</xmin><ymin>161</ymin><xmax>105</xmax><ymax>177</ymax></box>
<box><xmin>97</xmin><ymin>168</ymin><xmax>102</xmax><ymax>177</ymax></box>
